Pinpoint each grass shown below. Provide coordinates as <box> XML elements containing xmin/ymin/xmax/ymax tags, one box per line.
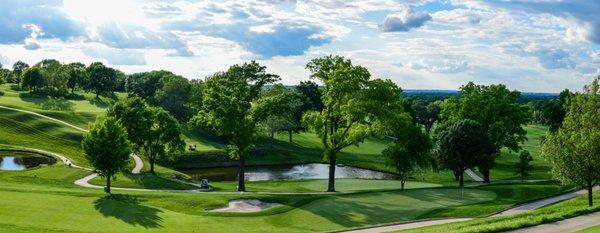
<box><xmin>577</xmin><ymin>225</ymin><xmax>600</xmax><ymax>233</ymax></box>
<box><xmin>400</xmin><ymin>190</ymin><xmax>600</xmax><ymax>233</ymax></box>
<box><xmin>0</xmin><ymin>107</ymin><xmax>88</xmax><ymax>166</ymax></box>
<box><xmin>0</xmin><ymin>84</ymin><xmax>110</xmax><ymax>129</ymax></box>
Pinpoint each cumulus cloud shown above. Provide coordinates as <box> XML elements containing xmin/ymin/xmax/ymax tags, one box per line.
<box><xmin>461</xmin><ymin>0</ymin><xmax>600</xmax><ymax>44</ymax></box>
<box><xmin>22</xmin><ymin>24</ymin><xmax>43</xmax><ymax>50</ymax></box>
<box><xmin>406</xmin><ymin>59</ymin><xmax>469</xmax><ymax>73</ymax></box>
<box><xmin>500</xmin><ymin>42</ymin><xmax>575</xmax><ymax>69</ymax></box>
<box><xmin>380</xmin><ymin>9</ymin><xmax>432</xmax><ymax>32</ymax></box>
<box><xmin>0</xmin><ymin>0</ymin><xmax>82</xmax><ymax>44</ymax></box>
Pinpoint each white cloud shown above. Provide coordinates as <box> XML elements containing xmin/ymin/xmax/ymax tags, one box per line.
<box><xmin>380</xmin><ymin>9</ymin><xmax>432</xmax><ymax>32</ymax></box>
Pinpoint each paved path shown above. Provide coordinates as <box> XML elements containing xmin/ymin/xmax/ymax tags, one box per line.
<box><xmin>465</xmin><ymin>168</ymin><xmax>484</xmax><ymax>182</ymax></box>
<box><xmin>342</xmin><ymin>218</ymin><xmax>473</xmax><ymax>233</ymax></box>
<box><xmin>506</xmin><ymin>211</ymin><xmax>600</xmax><ymax>233</ymax></box>
<box><xmin>131</xmin><ymin>154</ymin><xmax>143</xmax><ymax>174</ymax></box>
<box><xmin>495</xmin><ymin>186</ymin><xmax>600</xmax><ymax>216</ymax></box>
<box><xmin>341</xmin><ymin>186</ymin><xmax>598</xmax><ymax>233</ymax></box>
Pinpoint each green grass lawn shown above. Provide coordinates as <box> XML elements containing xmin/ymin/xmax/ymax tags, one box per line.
<box><xmin>577</xmin><ymin>224</ymin><xmax>600</xmax><ymax>233</ymax></box>
<box><xmin>0</xmin><ymin>107</ymin><xmax>88</xmax><ymax>166</ymax></box>
<box><xmin>401</xmin><ymin>190</ymin><xmax>600</xmax><ymax>233</ymax></box>
<box><xmin>0</xmin><ymin>84</ymin><xmax>111</xmax><ymax>129</ymax></box>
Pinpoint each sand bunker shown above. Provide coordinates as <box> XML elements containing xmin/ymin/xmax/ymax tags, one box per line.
<box><xmin>210</xmin><ymin>199</ymin><xmax>279</xmax><ymax>213</ymax></box>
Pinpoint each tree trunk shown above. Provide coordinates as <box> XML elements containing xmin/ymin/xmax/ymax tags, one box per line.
<box><xmin>327</xmin><ymin>151</ymin><xmax>337</xmax><ymax>192</ymax></box>
<box><xmin>105</xmin><ymin>178</ymin><xmax>111</xmax><ymax>193</ymax></box>
<box><xmin>459</xmin><ymin>171</ymin><xmax>464</xmax><ymax>188</ymax></box>
<box><xmin>480</xmin><ymin>168</ymin><xmax>491</xmax><ymax>183</ymax></box>
<box><xmin>95</xmin><ymin>92</ymin><xmax>99</xmax><ymax>98</ymax></box>
<box><xmin>588</xmin><ymin>182</ymin><xmax>594</xmax><ymax>207</ymax></box>
<box><xmin>150</xmin><ymin>161</ymin><xmax>155</xmax><ymax>174</ymax></box>
<box><xmin>270</xmin><ymin>132</ymin><xmax>275</xmax><ymax>147</ymax></box>
<box><xmin>237</xmin><ymin>156</ymin><xmax>246</xmax><ymax>192</ymax></box>
<box><xmin>289</xmin><ymin>130</ymin><xmax>293</xmax><ymax>142</ymax></box>
<box><xmin>453</xmin><ymin>170</ymin><xmax>460</xmax><ymax>181</ymax></box>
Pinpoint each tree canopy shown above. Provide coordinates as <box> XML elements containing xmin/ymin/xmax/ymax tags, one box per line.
<box><xmin>440</xmin><ymin>82</ymin><xmax>530</xmax><ymax>182</ymax></box>
<box><xmin>82</xmin><ymin>117</ymin><xmax>132</xmax><ymax>193</ymax></box>
<box><xmin>108</xmin><ymin>97</ymin><xmax>184</xmax><ymax>174</ymax></box>
<box><xmin>542</xmin><ymin>78</ymin><xmax>600</xmax><ymax>206</ymax></box>
<box><xmin>435</xmin><ymin>119</ymin><xmax>493</xmax><ymax>188</ymax></box>
<box><xmin>191</xmin><ymin>61</ymin><xmax>279</xmax><ymax>192</ymax></box>
<box><xmin>302</xmin><ymin>55</ymin><xmax>404</xmax><ymax>192</ymax></box>
<box><xmin>86</xmin><ymin>62</ymin><xmax>119</xmax><ymax>98</ymax></box>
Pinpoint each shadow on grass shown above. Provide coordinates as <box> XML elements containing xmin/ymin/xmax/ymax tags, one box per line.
<box><xmin>94</xmin><ymin>194</ymin><xmax>163</xmax><ymax>228</ymax></box>
<box><xmin>122</xmin><ymin>172</ymin><xmax>194</xmax><ymax>190</ymax></box>
<box><xmin>88</xmin><ymin>97</ymin><xmax>110</xmax><ymax>108</ymax></box>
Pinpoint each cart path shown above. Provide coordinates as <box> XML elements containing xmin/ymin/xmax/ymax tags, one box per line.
<box><xmin>505</xmin><ymin>211</ymin><xmax>600</xmax><ymax>233</ymax></box>
<box><xmin>465</xmin><ymin>168</ymin><xmax>484</xmax><ymax>182</ymax></box>
<box><xmin>0</xmin><ymin>105</ymin><xmax>89</xmax><ymax>132</ymax></box>
<box><xmin>495</xmin><ymin>186</ymin><xmax>600</xmax><ymax>216</ymax></box>
<box><xmin>341</xmin><ymin>218</ymin><xmax>473</xmax><ymax>233</ymax></box>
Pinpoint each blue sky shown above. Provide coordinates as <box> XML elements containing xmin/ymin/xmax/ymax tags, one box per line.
<box><xmin>0</xmin><ymin>0</ymin><xmax>599</xmax><ymax>92</ymax></box>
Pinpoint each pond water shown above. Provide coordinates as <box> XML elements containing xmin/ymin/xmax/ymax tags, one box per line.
<box><xmin>0</xmin><ymin>152</ymin><xmax>56</xmax><ymax>171</ymax></box>
<box><xmin>180</xmin><ymin>163</ymin><xmax>397</xmax><ymax>182</ymax></box>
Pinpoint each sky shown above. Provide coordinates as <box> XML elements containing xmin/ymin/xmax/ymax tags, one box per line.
<box><xmin>0</xmin><ymin>0</ymin><xmax>599</xmax><ymax>92</ymax></box>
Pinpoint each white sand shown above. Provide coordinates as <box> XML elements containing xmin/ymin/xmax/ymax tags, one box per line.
<box><xmin>210</xmin><ymin>199</ymin><xmax>279</xmax><ymax>213</ymax></box>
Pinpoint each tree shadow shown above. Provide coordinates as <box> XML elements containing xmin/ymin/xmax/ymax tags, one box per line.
<box><xmin>94</xmin><ymin>194</ymin><xmax>163</xmax><ymax>228</ymax></box>
<box><xmin>88</xmin><ymin>97</ymin><xmax>110</xmax><ymax>108</ymax></box>
<box><xmin>39</xmin><ymin>98</ymin><xmax>74</xmax><ymax>111</ymax></box>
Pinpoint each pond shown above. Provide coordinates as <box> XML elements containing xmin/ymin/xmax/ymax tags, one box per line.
<box><xmin>180</xmin><ymin>163</ymin><xmax>397</xmax><ymax>182</ymax></box>
<box><xmin>0</xmin><ymin>151</ymin><xmax>57</xmax><ymax>171</ymax></box>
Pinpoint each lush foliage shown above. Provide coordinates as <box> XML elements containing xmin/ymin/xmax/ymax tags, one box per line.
<box><xmin>515</xmin><ymin>150</ymin><xmax>534</xmax><ymax>182</ymax></box>
<box><xmin>384</xmin><ymin>122</ymin><xmax>432</xmax><ymax>189</ymax></box>
<box><xmin>440</xmin><ymin>82</ymin><xmax>530</xmax><ymax>182</ymax></box>
<box><xmin>302</xmin><ymin>55</ymin><xmax>404</xmax><ymax>192</ymax></box>
<box><xmin>435</xmin><ymin>119</ymin><xmax>493</xmax><ymax>187</ymax></box>
<box><xmin>108</xmin><ymin>97</ymin><xmax>184</xmax><ymax>174</ymax></box>
<box><xmin>191</xmin><ymin>61</ymin><xmax>279</xmax><ymax>191</ymax></box>
<box><xmin>542</xmin><ymin>78</ymin><xmax>600</xmax><ymax>206</ymax></box>
<box><xmin>81</xmin><ymin>117</ymin><xmax>132</xmax><ymax>193</ymax></box>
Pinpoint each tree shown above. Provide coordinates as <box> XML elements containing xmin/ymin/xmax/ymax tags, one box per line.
<box><xmin>440</xmin><ymin>82</ymin><xmax>530</xmax><ymax>183</ymax></box>
<box><xmin>191</xmin><ymin>61</ymin><xmax>279</xmax><ymax>192</ymax></box>
<box><xmin>86</xmin><ymin>62</ymin><xmax>118</xmax><ymax>98</ymax></box>
<box><xmin>296</xmin><ymin>80</ymin><xmax>323</xmax><ymax>111</ymax></box>
<box><xmin>37</xmin><ymin>59</ymin><xmax>68</xmax><ymax>96</ymax></box>
<box><xmin>154</xmin><ymin>75</ymin><xmax>192</xmax><ymax>120</ymax></box>
<box><xmin>21</xmin><ymin>67</ymin><xmax>46</xmax><ymax>91</ymax></box>
<box><xmin>540</xmin><ymin>89</ymin><xmax>573</xmax><ymax>132</ymax></box>
<box><xmin>11</xmin><ymin>61</ymin><xmax>29</xmax><ymax>83</ymax></box>
<box><xmin>435</xmin><ymin>119</ymin><xmax>493</xmax><ymax>188</ymax></box>
<box><xmin>82</xmin><ymin>117</ymin><xmax>132</xmax><ymax>193</ymax></box>
<box><xmin>302</xmin><ymin>55</ymin><xmax>404</xmax><ymax>192</ymax></box>
<box><xmin>108</xmin><ymin>97</ymin><xmax>185</xmax><ymax>174</ymax></box>
<box><xmin>411</xmin><ymin>100</ymin><xmax>441</xmax><ymax>133</ymax></box>
<box><xmin>542</xmin><ymin>79</ymin><xmax>600</xmax><ymax>206</ymax></box>
<box><xmin>384</xmin><ymin>121</ymin><xmax>432</xmax><ymax>190</ymax></box>
<box><xmin>255</xmin><ymin>84</ymin><xmax>303</xmax><ymax>143</ymax></box>
<box><xmin>65</xmin><ymin>62</ymin><xmax>88</xmax><ymax>94</ymax></box>
<box><xmin>515</xmin><ymin>150</ymin><xmax>533</xmax><ymax>183</ymax></box>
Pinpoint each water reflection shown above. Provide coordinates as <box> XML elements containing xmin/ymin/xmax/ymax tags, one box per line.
<box><xmin>181</xmin><ymin>163</ymin><xmax>397</xmax><ymax>182</ymax></box>
<box><xmin>0</xmin><ymin>152</ymin><xmax>56</xmax><ymax>171</ymax></box>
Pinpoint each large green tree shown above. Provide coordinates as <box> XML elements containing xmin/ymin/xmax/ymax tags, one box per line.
<box><xmin>302</xmin><ymin>55</ymin><xmax>404</xmax><ymax>192</ymax></box>
<box><xmin>384</xmin><ymin>119</ymin><xmax>432</xmax><ymax>190</ymax></box>
<box><xmin>255</xmin><ymin>84</ymin><xmax>303</xmax><ymax>143</ymax></box>
<box><xmin>191</xmin><ymin>61</ymin><xmax>279</xmax><ymax>192</ymax></box>
<box><xmin>11</xmin><ymin>61</ymin><xmax>29</xmax><ymax>83</ymax></box>
<box><xmin>108</xmin><ymin>97</ymin><xmax>185</xmax><ymax>174</ymax></box>
<box><xmin>21</xmin><ymin>66</ymin><xmax>46</xmax><ymax>92</ymax></box>
<box><xmin>542</xmin><ymin>79</ymin><xmax>600</xmax><ymax>206</ymax></box>
<box><xmin>86</xmin><ymin>62</ymin><xmax>119</xmax><ymax>98</ymax></box>
<box><xmin>540</xmin><ymin>89</ymin><xmax>573</xmax><ymax>132</ymax></box>
<box><xmin>65</xmin><ymin>62</ymin><xmax>88</xmax><ymax>94</ymax></box>
<box><xmin>82</xmin><ymin>117</ymin><xmax>132</xmax><ymax>193</ymax></box>
<box><xmin>441</xmin><ymin>82</ymin><xmax>530</xmax><ymax>183</ymax></box>
<box><xmin>435</xmin><ymin>119</ymin><xmax>493</xmax><ymax>188</ymax></box>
